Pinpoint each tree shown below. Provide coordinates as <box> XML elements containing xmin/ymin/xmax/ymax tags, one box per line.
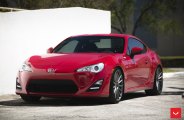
<box><xmin>110</xmin><ymin>0</ymin><xmax>134</xmax><ymax>34</ymax></box>
<box><xmin>110</xmin><ymin>0</ymin><xmax>181</xmax><ymax>35</ymax></box>
<box><xmin>7</xmin><ymin>0</ymin><xmax>181</xmax><ymax>35</ymax></box>
<box><xmin>14</xmin><ymin>0</ymin><xmax>113</xmax><ymax>10</ymax></box>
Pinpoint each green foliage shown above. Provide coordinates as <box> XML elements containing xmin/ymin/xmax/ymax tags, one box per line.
<box><xmin>137</xmin><ymin>0</ymin><xmax>182</xmax><ymax>35</ymax></box>
<box><xmin>160</xmin><ymin>56</ymin><xmax>184</xmax><ymax>59</ymax></box>
<box><xmin>161</xmin><ymin>56</ymin><xmax>184</xmax><ymax>68</ymax></box>
<box><xmin>163</xmin><ymin>68</ymin><xmax>177</xmax><ymax>73</ymax></box>
<box><xmin>61</xmin><ymin>0</ymin><xmax>113</xmax><ymax>10</ymax></box>
<box><xmin>110</xmin><ymin>0</ymin><xmax>135</xmax><ymax>33</ymax></box>
<box><xmin>17</xmin><ymin>0</ymin><xmax>113</xmax><ymax>10</ymax></box>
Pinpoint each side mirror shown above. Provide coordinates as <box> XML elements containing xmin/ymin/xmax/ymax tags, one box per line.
<box><xmin>131</xmin><ymin>47</ymin><xmax>143</xmax><ymax>56</ymax></box>
<box><xmin>47</xmin><ymin>47</ymin><xmax>53</xmax><ymax>53</ymax></box>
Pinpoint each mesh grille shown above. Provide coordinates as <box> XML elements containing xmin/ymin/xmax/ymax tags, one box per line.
<box><xmin>27</xmin><ymin>79</ymin><xmax>78</xmax><ymax>93</ymax></box>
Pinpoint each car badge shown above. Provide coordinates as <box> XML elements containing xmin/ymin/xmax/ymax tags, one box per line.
<box><xmin>47</xmin><ymin>68</ymin><xmax>56</xmax><ymax>73</ymax></box>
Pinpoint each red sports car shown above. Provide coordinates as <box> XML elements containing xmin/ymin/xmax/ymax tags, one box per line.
<box><xmin>16</xmin><ymin>34</ymin><xmax>163</xmax><ymax>103</ymax></box>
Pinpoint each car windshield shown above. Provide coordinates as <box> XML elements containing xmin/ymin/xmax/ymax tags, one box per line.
<box><xmin>53</xmin><ymin>36</ymin><xmax>124</xmax><ymax>53</ymax></box>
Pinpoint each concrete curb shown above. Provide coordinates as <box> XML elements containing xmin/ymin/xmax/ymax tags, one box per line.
<box><xmin>163</xmin><ymin>72</ymin><xmax>184</xmax><ymax>78</ymax></box>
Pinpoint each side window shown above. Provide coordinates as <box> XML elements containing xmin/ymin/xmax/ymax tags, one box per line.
<box><xmin>127</xmin><ymin>38</ymin><xmax>147</xmax><ymax>55</ymax></box>
<box><xmin>126</xmin><ymin>45</ymin><xmax>131</xmax><ymax>55</ymax></box>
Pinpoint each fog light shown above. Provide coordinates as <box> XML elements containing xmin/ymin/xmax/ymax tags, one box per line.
<box><xmin>16</xmin><ymin>78</ymin><xmax>22</xmax><ymax>90</ymax></box>
<box><xmin>87</xmin><ymin>79</ymin><xmax>103</xmax><ymax>92</ymax></box>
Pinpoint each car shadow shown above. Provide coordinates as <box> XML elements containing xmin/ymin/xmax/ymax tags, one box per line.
<box><xmin>161</xmin><ymin>91</ymin><xmax>184</xmax><ymax>95</ymax></box>
<box><xmin>0</xmin><ymin>91</ymin><xmax>183</xmax><ymax>107</ymax></box>
<box><xmin>123</xmin><ymin>92</ymin><xmax>147</xmax><ymax>101</ymax></box>
<box><xmin>0</xmin><ymin>92</ymin><xmax>147</xmax><ymax>107</ymax></box>
<box><xmin>167</xmin><ymin>87</ymin><xmax>184</xmax><ymax>90</ymax></box>
<box><xmin>0</xmin><ymin>97</ymin><xmax>107</xmax><ymax>107</ymax></box>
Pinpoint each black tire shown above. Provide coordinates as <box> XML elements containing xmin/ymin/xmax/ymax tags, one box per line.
<box><xmin>145</xmin><ymin>67</ymin><xmax>163</xmax><ymax>95</ymax></box>
<box><xmin>20</xmin><ymin>95</ymin><xmax>41</xmax><ymax>102</ymax></box>
<box><xmin>108</xmin><ymin>68</ymin><xmax>124</xmax><ymax>104</ymax></box>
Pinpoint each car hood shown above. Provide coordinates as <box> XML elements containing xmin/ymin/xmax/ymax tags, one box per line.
<box><xmin>28</xmin><ymin>53</ymin><xmax>115</xmax><ymax>73</ymax></box>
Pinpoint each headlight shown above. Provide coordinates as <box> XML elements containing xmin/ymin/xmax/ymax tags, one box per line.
<box><xmin>77</xmin><ymin>63</ymin><xmax>104</xmax><ymax>73</ymax></box>
<box><xmin>19</xmin><ymin>63</ymin><xmax>32</xmax><ymax>72</ymax></box>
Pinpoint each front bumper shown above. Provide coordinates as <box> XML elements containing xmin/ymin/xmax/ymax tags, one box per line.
<box><xmin>16</xmin><ymin>69</ymin><xmax>111</xmax><ymax>97</ymax></box>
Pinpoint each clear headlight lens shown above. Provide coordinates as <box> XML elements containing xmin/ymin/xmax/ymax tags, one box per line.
<box><xmin>19</xmin><ymin>63</ymin><xmax>32</xmax><ymax>72</ymax></box>
<box><xmin>77</xmin><ymin>63</ymin><xmax>104</xmax><ymax>73</ymax></box>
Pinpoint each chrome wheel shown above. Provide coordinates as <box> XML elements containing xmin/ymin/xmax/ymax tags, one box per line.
<box><xmin>113</xmin><ymin>70</ymin><xmax>123</xmax><ymax>101</ymax></box>
<box><xmin>109</xmin><ymin>68</ymin><xmax>124</xmax><ymax>103</ymax></box>
<box><xmin>145</xmin><ymin>67</ymin><xmax>163</xmax><ymax>95</ymax></box>
<box><xmin>155</xmin><ymin>67</ymin><xmax>163</xmax><ymax>93</ymax></box>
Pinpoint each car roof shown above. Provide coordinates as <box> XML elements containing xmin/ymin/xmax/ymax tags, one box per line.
<box><xmin>68</xmin><ymin>33</ymin><xmax>147</xmax><ymax>47</ymax></box>
<box><xmin>69</xmin><ymin>33</ymin><xmax>135</xmax><ymax>38</ymax></box>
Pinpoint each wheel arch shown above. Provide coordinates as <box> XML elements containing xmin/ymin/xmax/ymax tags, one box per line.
<box><xmin>108</xmin><ymin>65</ymin><xmax>125</xmax><ymax>103</ymax></box>
<box><xmin>112</xmin><ymin>65</ymin><xmax>125</xmax><ymax>88</ymax></box>
<box><xmin>154</xmin><ymin>64</ymin><xmax>163</xmax><ymax>77</ymax></box>
<box><xmin>114</xmin><ymin>66</ymin><xmax>125</xmax><ymax>76</ymax></box>
<box><xmin>157</xmin><ymin>64</ymin><xmax>163</xmax><ymax>71</ymax></box>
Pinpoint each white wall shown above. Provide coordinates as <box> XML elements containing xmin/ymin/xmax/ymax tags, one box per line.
<box><xmin>0</xmin><ymin>7</ymin><xmax>110</xmax><ymax>94</ymax></box>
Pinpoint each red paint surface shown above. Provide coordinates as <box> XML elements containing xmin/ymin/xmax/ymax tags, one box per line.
<box><xmin>16</xmin><ymin>34</ymin><xmax>162</xmax><ymax>97</ymax></box>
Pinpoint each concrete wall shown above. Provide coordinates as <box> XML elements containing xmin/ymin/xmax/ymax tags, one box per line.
<box><xmin>0</xmin><ymin>7</ymin><xmax>110</xmax><ymax>94</ymax></box>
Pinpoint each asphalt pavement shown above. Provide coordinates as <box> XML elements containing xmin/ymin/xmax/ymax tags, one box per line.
<box><xmin>0</xmin><ymin>72</ymin><xmax>183</xmax><ymax>120</ymax></box>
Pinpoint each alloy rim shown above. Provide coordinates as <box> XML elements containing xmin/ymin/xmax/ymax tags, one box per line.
<box><xmin>113</xmin><ymin>70</ymin><xmax>123</xmax><ymax>101</ymax></box>
<box><xmin>156</xmin><ymin>68</ymin><xmax>163</xmax><ymax>92</ymax></box>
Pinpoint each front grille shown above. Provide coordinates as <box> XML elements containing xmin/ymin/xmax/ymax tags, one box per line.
<box><xmin>26</xmin><ymin>79</ymin><xmax>78</xmax><ymax>93</ymax></box>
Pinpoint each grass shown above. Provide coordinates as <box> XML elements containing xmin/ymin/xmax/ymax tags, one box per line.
<box><xmin>163</xmin><ymin>68</ymin><xmax>177</xmax><ymax>73</ymax></box>
<box><xmin>160</xmin><ymin>56</ymin><xmax>184</xmax><ymax>59</ymax></box>
<box><xmin>160</xmin><ymin>56</ymin><xmax>184</xmax><ymax>67</ymax></box>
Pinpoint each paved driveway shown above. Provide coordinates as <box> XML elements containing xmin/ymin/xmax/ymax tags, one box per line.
<box><xmin>0</xmin><ymin>72</ymin><xmax>183</xmax><ymax>120</ymax></box>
